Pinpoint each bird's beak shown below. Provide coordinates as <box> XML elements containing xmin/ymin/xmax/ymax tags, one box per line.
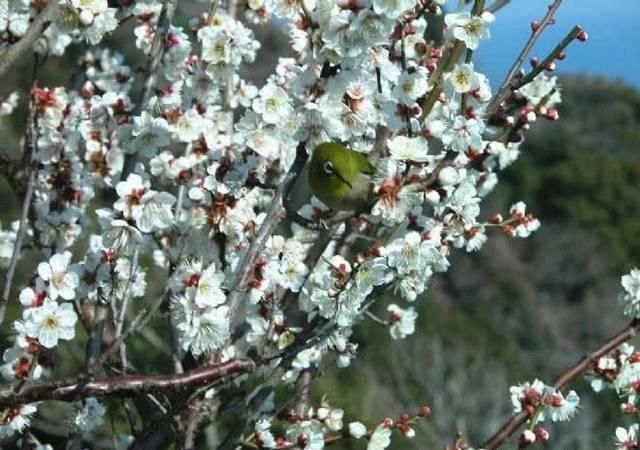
<box><xmin>335</xmin><ymin>171</ymin><xmax>352</xmax><ymax>189</ymax></box>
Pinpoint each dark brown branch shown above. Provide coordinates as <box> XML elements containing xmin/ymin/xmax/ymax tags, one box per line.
<box><xmin>0</xmin><ymin>359</ymin><xmax>255</xmax><ymax>406</ymax></box>
<box><xmin>481</xmin><ymin>318</ymin><xmax>640</xmax><ymax>450</ymax></box>
<box><xmin>0</xmin><ymin>1</ymin><xmax>59</xmax><ymax>79</ymax></box>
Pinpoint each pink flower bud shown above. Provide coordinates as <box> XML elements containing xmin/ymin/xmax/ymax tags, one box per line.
<box><xmin>577</xmin><ymin>30</ymin><xmax>588</xmax><ymax>41</ymax></box>
<box><xmin>544</xmin><ymin>61</ymin><xmax>556</xmax><ymax>71</ymax></box>
<box><xmin>622</xmin><ymin>403</ymin><xmax>636</xmax><ymax>414</ymax></box>
<box><xmin>519</xmin><ymin>429</ymin><xmax>536</xmax><ymax>448</ymax></box>
<box><xmin>529</xmin><ymin>57</ymin><xmax>539</xmax><ymax>68</ymax></box>
<box><xmin>534</xmin><ymin>427</ymin><xmax>549</xmax><ymax>443</ymax></box>
<box><xmin>530</xmin><ymin>20</ymin><xmax>540</xmax><ymax>32</ymax></box>
<box><xmin>545</xmin><ymin>107</ymin><xmax>559</xmax><ymax>121</ymax></box>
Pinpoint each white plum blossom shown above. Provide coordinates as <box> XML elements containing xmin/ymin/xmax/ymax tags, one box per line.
<box><xmin>171</xmin><ymin>295</ymin><xmax>230</xmax><ymax>356</ymax></box>
<box><xmin>372</xmin><ymin>0</ymin><xmax>416</xmax><ymax>19</ymax></box>
<box><xmin>387</xmin><ymin>304</ymin><xmax>417</xmax><ymax>339</ymax></box>
<box><xmin>620</xmin><ymin>268</ymin><xmax>640</xmax><ymax>318</ymax></box>
<box><xmin>445</xmin><ymin>11</ymin><xmax>495</xmax><ymax>50</ymax></box>
<box><xmin>367</xmin><ymin>424</ymin><xmax>392</xmax><ymax>450</ymax></box>
<box><xmin>23</xmin><ymin>299</ymin><xmax>78</xmax><ymax>348</ymax></box>
<box><xmin>194</xmin><ymin>262</ymin><xmax>227</xmax><ymax>308</ymax></box>
<box><xmin>37</xmin><ymin>252</ymin><xmax>79</xmax><ymax>301</ymax></box>
<box><xmin>0</xmin><ymin>403</ymin><xmax>38</xmax><ymax>438</ymax></box>
<box><xmin>546</xmin><ymin>389</ymin><xmax>580</xmax><ymax>422</ymax></box>
<box><xmin>517</xmin><ymin>73</ymin><xmax>562</xmax><ymax>106</ymax></box>
<box><xmin>252</xmin><ymin>82</ymin><xmax>294</xmax><ymax>125</ymax></box>
<box><xmin>348</xmin><ymin>421</ymin><xmax>368</xmax><ymax>439</ymax></box>
<box><xmin>255</xmin><ymin>419</ymin><xmax>277</xmax><ymax>448</ymax></box>
<box><xmin>616</xmin><ymin>424</ymin><xmax>639</xmax><ymax>450</ymax></box>
<box><xmin>446</xmin><ymin>63</ymin><xmax>478</xmax><ymax>93</ymax></box>
<box><xmin>387</xmin><ymin>135</ymin><xmax>429</xmax><ymax>162</ymax></box>
<box><xmin>392</xmin><ymin>67</ymin><xmax>429</xmax><ymax>105</ymax></box>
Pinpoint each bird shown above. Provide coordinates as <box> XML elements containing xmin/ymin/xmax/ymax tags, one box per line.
<box><xmin>307</xmin><ymin>142</ymin><xmax>375</xmax><ymax>212</ymax></box>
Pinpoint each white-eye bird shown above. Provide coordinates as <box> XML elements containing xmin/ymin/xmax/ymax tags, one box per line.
<box><xmin>307</xmin><ymin>142</ymin><xmax>375</xmax><ymax>212</ymax></box>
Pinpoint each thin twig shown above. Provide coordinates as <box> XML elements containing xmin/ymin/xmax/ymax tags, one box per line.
<box><xmin>115</xmin><ymin>245</ymin><xmax>140</xmax><ymax>373</ymax></box>
<box><xmin>485</xmin><ymin>0</ymin><xmax>510</xmax><ymax>14</ymax></box>
<box><xmin>485</xmin><ymin>0</ymin><xmax>566</xmax><ymax>116</ymax></box>
<box><xmin>502</xmin><ymin>0</ymin><xmax>562</xmax><ymax>88</ymax></box>
<box><xmin>481</xmin><ymin>318</ymin><xmax>640</xmax><ymax>449</ymax></box>
<box><xmin>0</xmin><ymin>89</ymin><xmax>39</xmax><ymax>324</ymax></box>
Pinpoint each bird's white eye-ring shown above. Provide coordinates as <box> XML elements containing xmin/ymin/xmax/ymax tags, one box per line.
<box><xmin>322</xmin><ymin>160</ymin><xmax>334</xmax><ymax>175</ymax></box>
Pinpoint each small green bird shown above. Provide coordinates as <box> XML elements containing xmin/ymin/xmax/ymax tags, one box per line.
<box><xmin>307</xmin><ymin>142</ymin><xmax>375</xmax><ymax>212</ymax></box>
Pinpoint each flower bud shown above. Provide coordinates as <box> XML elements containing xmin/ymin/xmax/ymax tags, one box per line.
<box><xmin>518</xmin><ymin>429</ymin><xmax>536</xmax><ymax>448</ymax></box>
<box><xmin>348</xmin><ymin>422</ymin><xmax>367</xmax><ymax>439</ymax></box>
<box><xmin>534</xmin><ymin>426</ymin><xmax>549</xmax><ymax>443</ymax></box>
<box><xmin>79</xmin><ymin>9</ymin><xmax>95</xmax><ymax>26</ymax></box>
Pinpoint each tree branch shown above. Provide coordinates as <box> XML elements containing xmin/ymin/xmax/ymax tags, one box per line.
<box><xmin>0</xmin><ymin>1</ymin><xmax>59</xmax><ymax>79</ymax></box>
<box><xmin>225</xmin><ymin>143</ymin><xmax>308</xmax><ymax>323</ymax></box>
<box><xmin>481</xmin><ymin>318</ymin><xmax>640</xmax><ymax>450</ymax></box>
<box><xmin>0</xmin><ymin>359</ymin><xmax>255</xmax><ymax>407</ymax></box>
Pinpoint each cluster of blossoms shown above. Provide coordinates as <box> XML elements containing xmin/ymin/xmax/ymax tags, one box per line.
<box><xmin>250</xmin><ymin>400</ymin><xmax>431</xmax><ymax>450</ymax></box>
<box><xmin>580</xmin><ymin>272</ymin><xmax>640</xmax><ymax>449</ymax></box>
<box><xmin>0</xmin><ymin>0</ymin><xmax>590</xmax><ymax>447</ymax></box>
<box><xmin>0</xmin><ymin>0</ymin><xmax>118</xmax><ymax>55</ymax></box>
<box><xmin>509</xmin><ymin>379</ymin><xmax>580</xmax><ymax>447</ymax></box>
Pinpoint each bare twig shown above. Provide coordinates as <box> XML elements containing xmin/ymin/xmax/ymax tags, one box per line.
<box><xmin>0</xmin><ymin>1</ymin><xmax>59</xmax><ymax>79</ymax></box>
<box><xmin>115</xmin><ymin>245</ymin><xmax>141</xmax><ymax>372</ymax></box>
<box><xmin>485</xmin><ymin>0</ymin><xmax>510</xmax><ymax>14</ymax></box>
<box><xmin>0</xmin><ymin>359</ymin><xmax>255</xmax><ymax>406</ymax></box>
<box><xmin>481</xmin><ymin>318</ymin><xmax>640</xmax><ymax>449</ymax></box>
<box><xmin>500</xmin><ymin>0</ymin><xmax>562</xmax><ymax>89</ymax></box>
<box><xmin>519</xmin><ymin>25</ymin><xmax>583</xmax><ymax>86</ymax></box>
<box><xmin>0</xmin><ymin>91</ymin><xmax>39</xmax><ymax>324</ymax></box>
<box><xmin>485</xmin><ymin>2</ymin><xmax>581</xmax><ymax>117</ymax></box>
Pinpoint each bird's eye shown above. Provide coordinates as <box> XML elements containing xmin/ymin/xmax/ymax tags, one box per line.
<box><xmin>322</xmin><ymin>160</ymin><xmax>334</xmax><ymax>175</ymax></box>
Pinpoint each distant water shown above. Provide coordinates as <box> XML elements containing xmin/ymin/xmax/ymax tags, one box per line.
<box><xmin>474</xmin><ymin>0</ymin><xmax>640</xmax><ymax>89</ymax></box>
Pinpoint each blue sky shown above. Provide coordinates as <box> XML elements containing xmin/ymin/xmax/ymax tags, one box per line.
<box><xmin>474</xmin><ymin>0</ymin><xmax>640</xmax><ymax>88</ymax></box>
